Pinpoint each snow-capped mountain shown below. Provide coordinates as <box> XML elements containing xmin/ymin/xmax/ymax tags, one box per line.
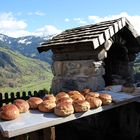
<box><xmin>0</xmin><ymin>34</ymin><xmax>53</xmax><ymax>64</ymax></box>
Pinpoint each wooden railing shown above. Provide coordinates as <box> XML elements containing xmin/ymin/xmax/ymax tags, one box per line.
<box><xmin>0</xmin><ymin>90</ymin><xmax>55</xmax><ymax>140</ymax></box>
<box><xmin>0</xmin><ymin>90</ymin><xmax>47</xmax><ymax>107</ymax></box>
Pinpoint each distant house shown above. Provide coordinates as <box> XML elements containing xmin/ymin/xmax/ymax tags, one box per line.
<box><xmin>38</xmin><ymin>17</ymin><xmax>140</xmax><ymax>93</ymax></box>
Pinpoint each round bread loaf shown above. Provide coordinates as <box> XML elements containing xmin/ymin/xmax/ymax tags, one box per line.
<box><xmin>69</xmin><ymin>93</ymin><xmax>85</xmax><ymax>102</ymax></box>
<box><xmin>0</xmin><ymin>104</ymin><xmax>20</xmax><ymax>121</ymax></box>
<box><xmin>43</xmin><ymin>94</ymin><xmax>56</xmax><ymax>102</ymax></box>
<box><xmin>86</xmin><ymin>96</ymin><xmax>102</xmax><ymax>109</ymax></box>
<box><xmin>73</xmin><ymin>100</ymin><xmax>90</xmax><ymax>112</ymax></box>
<box><xmin>81</xmin><ymin>88</ymin><xmax>91</xmax><ymax>96</ymax></box>
<box><xmin>28</xmin><ymin>97</ymin><xmax>43</xmax><ymax>109</ymax></box>
<box><xmin>55</xmin><ymin>92</ymin><xmax>69</xmax><ymax>101</ymax></box>
<box><xmin>99</xmin><ymin>93</ymin><xmax>112</xmax><ymax>105</ymax></box>
<box><xmin>13</xmin><ymin>99</ymin><xmax>29</xmax><ymax>113</ymax></box>
<box><xmin>85</xmin><ymin>92</ymin><xmax>99</xmax><ymax>98</ymax></box>
<box><xmin>68</xmin><ymin>90</ymin><xmax>81</xmax><ymax>96</ymax></box>
<box><xmin>68</xmin><ymin>91</ymin><xmax>85</xmax><ymax>102</ymax></box>
<box><xmin>38</xmin><ymin>100</ymin><xmax>56</xmax><ymax>112</ymax></box>
<box><xmin>54</xmin><ymin>102</ymin><xmax>74</xmax><ymax>117</ymax></box>
<box><xmin>56</xmin><ymin>97</ymin><xmax>73</xmax><ymax>104</ymax></box>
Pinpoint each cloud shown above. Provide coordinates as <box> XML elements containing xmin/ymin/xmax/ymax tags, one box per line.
<box><xmin>35</xmin><ymin>11</ymin><xmax>45</xmax><ymax>16</ymax></box>
<box><xmin>73</xmin><ymin>17</ymin><xmax>87</xmax><ymax>25</ymax></box>
<box><xmin>88</xmin><ymin>12</ymin><xmax>140</xmax><ymax>34</ymax></box>
<box><xmin>64</xmin><ymin>18</ymin><xmax>70</xmax><ymax>22</ymax></box>
<box><xmin>27</xmin><ymin>11</ymin><xmax>45</xmax><ymax>16</ymax></box>
<box><xmin>34</xmin><ymin>25</ymin><xmax>62</xmax><ymax>36</ymax></box>
<box><xmin>4</xmin><ymin>30</ymin><xmax>31</xmax><ymax>38</ymax></box>
<box><xmin>0</xmin><ymin>12</ymin><xmax>29</xmax><ymax>37</ymax></box>
<box><xmin>0</xmin><ymin>12</ymin><xmax>61</xmax><ymax>38</ymax></box>
<box><xmin>0</xmin><ymin>12</ymin><xmax>27</xmax><ymax>30</ymax></box>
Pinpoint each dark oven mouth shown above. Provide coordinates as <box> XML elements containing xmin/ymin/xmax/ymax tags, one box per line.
<box><xmin>103</xmin><ymin>43</ymin><xmax>136</xmax><ymax>87</ymax></box>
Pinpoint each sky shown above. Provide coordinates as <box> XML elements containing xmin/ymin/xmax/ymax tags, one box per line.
<box><xmin>1</xmin><ymin>0</ymin><xmax>140</xmax><ymax>38</ymax></box>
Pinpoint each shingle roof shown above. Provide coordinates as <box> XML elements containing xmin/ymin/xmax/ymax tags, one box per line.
<box><xmin>37</xmin><ymin>17</ymin><xmax>139</xmax><ymax>53</ymax></box>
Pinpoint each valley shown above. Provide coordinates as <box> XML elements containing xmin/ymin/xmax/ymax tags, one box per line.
<box><xmin>0</xmin><ymin>36</ymin><xmax>53</xmax><ymax>93</ymax></box>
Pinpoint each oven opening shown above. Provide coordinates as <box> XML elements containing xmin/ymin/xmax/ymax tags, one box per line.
<box><xmin>103</xmin><ymin>42</ymin><xmax>134</xmax><ymax>87</ymax></box>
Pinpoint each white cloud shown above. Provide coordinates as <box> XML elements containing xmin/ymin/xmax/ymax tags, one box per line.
<box><xmin>4</xmin><ymin>30</ymin><xmax>31</xmax><ymax>38</ymax></box>
<box><xmin>35</xmin><ymin>11</ymin><xmax>45</xmax><ymax>16</ymax></box>
<box><xmin>73</xmin><ymin>17</ymin><xmax>87</xmax><ymax>25</ymax></box>
<box><xmin>27</xmin><ymin>11</ymin><xmax>45</xmax><ymax>16</ymax></box>
<box><xmin>65</xmin><ymin>18</ymin><xmax>70</xmax><ymax>22</ymax></box>
<box><xmin>88</xmin><ymin>12</ymin><xmax>140</xmax><ymax>34</ymax></box>
<box><xmin>34</xmin><ymin>25</ymin><xmax>62</xmax><ymax>36</ymax></box>
<box><xmin>0</xmin><ymin>12</ymin><xmax>29</xmax><ymax>37</ymax></box>
<box><xmin>0</xmin><ymin>12</ymin><xmax>61</xmax><ymax>38</ymax></box>
<box><xmin>0</xmin><ymin>12</ymin><xmax>27</xmax><ymax>30</ymax></box>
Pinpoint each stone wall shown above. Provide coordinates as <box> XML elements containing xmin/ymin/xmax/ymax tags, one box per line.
<box><xmin>51</xmin><ymin>60</ymin><xmax>105</xmax><ymax>94</ymax></box>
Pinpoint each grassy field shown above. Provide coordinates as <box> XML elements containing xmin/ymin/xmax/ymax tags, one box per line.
<box><xmin>0</xmin><ymin>47</ymin><xmax>53</xmax><ymax>93</ymax></box>
<box><xmin>0</xmin><ymin>76</ymin><xmax>53</xmax><ymax>93</ymax></box>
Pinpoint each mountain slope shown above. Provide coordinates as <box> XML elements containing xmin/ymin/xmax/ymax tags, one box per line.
<box><xmin>0</xmin><ymin>34</ymin><xmax>53</xmax><ymax>64</ymax></box>
<box><xmin>0</xmin><ymin>47</ymin><xmax>53</xmax><ymax>93</ymax></box>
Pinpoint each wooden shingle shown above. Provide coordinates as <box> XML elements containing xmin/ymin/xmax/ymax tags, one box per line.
<box><xmin>37</xmin><ymin>17</ymin><xmax>139</xmax><ymax>53</ymax></box>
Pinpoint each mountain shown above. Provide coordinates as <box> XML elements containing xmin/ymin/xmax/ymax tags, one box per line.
<box><xmin>0</xmin><ymin>47</ymin><xmax>53</xmax><ymax>93</ymax></box>
<box><xmin>0</xmin><ymin>34</ymin><xmax>53</xmax><ymax>64</ymax></box>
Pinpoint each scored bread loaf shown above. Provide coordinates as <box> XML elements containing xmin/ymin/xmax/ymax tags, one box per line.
<box><xmin>13</xmin><ymin>99</ymin><xmax>29</xmax><ymax>113</ymax></box>
<box><xmin>0</xmin><ymin>104</ymin><xmax>20</xmax><ymax>120</ymax></box>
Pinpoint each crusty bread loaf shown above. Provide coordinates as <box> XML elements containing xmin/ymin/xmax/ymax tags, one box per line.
<box><xmin>28</xmin><ymin>97</ymin><xmax>43</xmax><ymax>109</ymax></box>
<box><xmin>13</xmin><ymin>99</ymin><xmax>29</xmax><ymax>113</ymax></box>
<box><xmin>68</xmin><ymin>91</ymin><xmax>85</xmax><ymax>102</ymax></box>
<box><xmin>86</xmin><ymin>97</ymin><xmax>102</xmax><ymax>109</ymax></box>
<box><xmin>85</xmin><ymin>92</ymin><xmax>99</xmax><ymax>98</ymax></box>
<box><xmin>38</xmin><ymin>100</ymin><xmax>56</xmax><ymax>112</ymax></box>
<box><xmin>54</xmin><ymin>102</ymin><xmax>74</xmax><ymax>117</ymax></box>
<box><xmin>55</xmin><ymin>92</ymin><xmax>69</xmax><ymax>102</ymax></box>
<box><xmin>68</xmin><ymin>90</ymin><xmax>81</xmax><ymax>96</ymax></box>
<box><xmin>73</xmin><ymin>100</ymin><xmax>90</xmax><ymax>112</ymax></box>
<box><xmin>56</xmin><ymin>97</ymin><xmax>73</xmax><ymax>104</ymax></box>
<box><xmin>99</xmin><ymin>93</ymin><xmax>112</xmax><ymax>105</ymax></box>
<box><xmin>43</xmin><ymin>94</ymin><xmax>56</xmax><ymax>102</ymax></box>
<box><xmin>0</xmin><ymin>104</ymin><xmax>20</xmax><ymax>120</ymax></box>
<box><xmin>81</xmin><ymin>88</ymin><xmax>91</xmax><ymax>96</ymax></box>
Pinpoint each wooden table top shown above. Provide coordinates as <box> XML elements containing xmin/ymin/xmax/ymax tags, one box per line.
<box><xmin>0</xmin><ymin>91</ymin><xmax>140</xmax><ymax>138</ymax></box>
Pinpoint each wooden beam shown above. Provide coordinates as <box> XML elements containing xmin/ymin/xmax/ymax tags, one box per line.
<box><xmin>109</xmin><ymin>26</ymin><xmax>115</xmax><ymax>37</ymax></box>
<box><xmin>113</xmin><ymin>22</ymin><xmax>119</xmax><ymax>33</ymax></box>
<box><xmin>104</xmin><ymin>39</ymin><xmax>113</xmax><ymax>51</ymax></box>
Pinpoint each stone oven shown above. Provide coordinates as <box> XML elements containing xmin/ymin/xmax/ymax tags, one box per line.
<box><xmin>38</xmin><ymin>17</ymin><xmax>140</xmax><ymax>94</ymax></box>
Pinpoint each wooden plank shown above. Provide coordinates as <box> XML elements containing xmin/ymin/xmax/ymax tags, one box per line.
<box><xmin>113</xmin><ymin>22</ymin><xmax>119</xmax><ymax>33</ymax></box>
<box><xmin>51</xmin><ymin>127</ymin><xmax>55</xmax><ymax>140</ymax></box>
<box><xmin>104</xmin><ymin>29</ymin><xmax>110</xmax><ymax>40</ymax></box>
<box><xmin>98</xmin><ymin>33</ymin><xmax>105</xmax><ymax>45</ymax></box>
<box><xmin>121</xmin><ymin>17</ymin><xmax>126</xmax><ymax>27</ymax></box>
<box><xmin>48</xmin><ymin>33</ymin><xmax>104</xmax><ymax>45</ymax></box>
<box><xmin>42</xmin><ymin>128</ymin><xmax>52</xmax><ymax>140</ymax></box>
<box><xmin>109</xmin><ymin>26</ymin><xmax>114</xmax><ymax>37</ymax></box>
<box><xmin>0</xmin><ymin>133</ymin><xmax>8</xmax><ymax>140</ymax></box>
<box><xmin>57</xmin><ymin>24</ymin><xmax>111</xmax><ymax>37</ymax></box>
<box><xmin>54</xmin><ymin>27</ymin><xmax>108</xmax><ymax>40</ymax></box>
<box><xmin>117</xmin><ymin>20</ymin><xmax>123</xmax><ymax>30</ymax></box>
<box><xmin>14</xmin><ymin>134</ymin><xmax>26</xmax><ymax>140</ymax></box>
<box><xmin>28</xmin><ymin>131</ymin><xmax>40</xmax><ymax>140</ymax></box>
<box><xmin>92</xmin><ymin>38</ymin><xmax>100</xmax><ymax>49</ymax></box>
<box><xmin>104</xmin><ymin>39</ymin><xmax>113</xmax><ymax>51</ymax></box>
